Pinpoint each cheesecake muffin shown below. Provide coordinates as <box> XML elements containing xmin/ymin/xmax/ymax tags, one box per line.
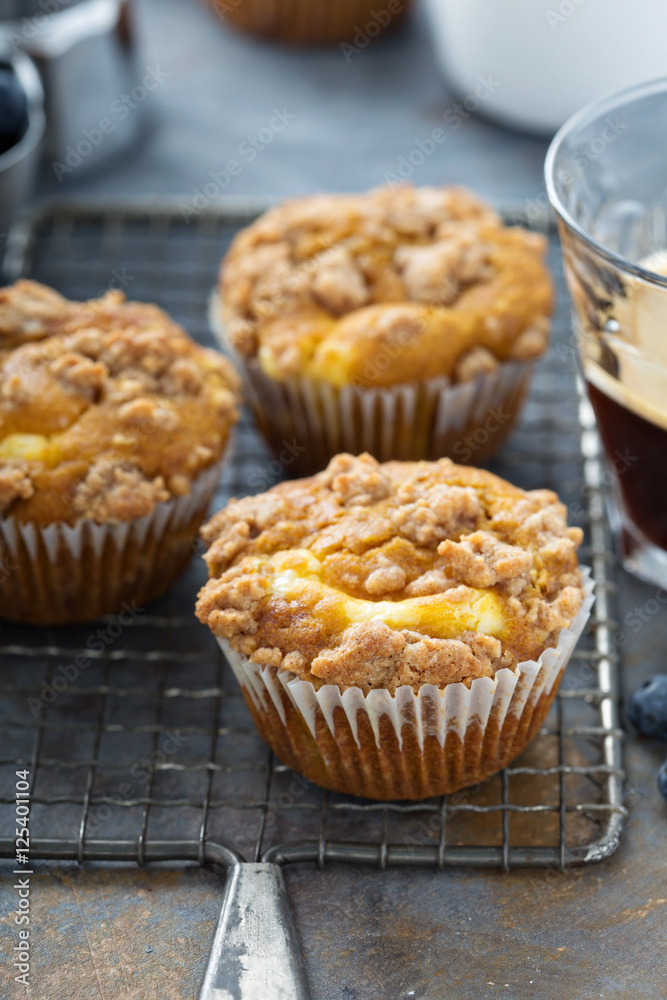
<box><xmin>0</xmin><ymin>280</ymin><xmax>240</xmax><ymax>624</ymax></box>
<box><xmin>205</xmin><ymin>0</ymin><xmax>410</xmax><ymax>45</ymax></box>
<box><xmin>213</xmin><ymin>184</ymin><xmax>553</xmax><ymax>474</ymax></box>
<box><xmin>196</xmin><ymin>452</ymin><xmax>592</xmax><ymax>800</ymax></box>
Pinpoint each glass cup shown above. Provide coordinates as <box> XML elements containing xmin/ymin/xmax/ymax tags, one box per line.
<box><xmin>546</xmin><ymin>77</ymin><xmax>667</xmax><ymax>587</ymax></box>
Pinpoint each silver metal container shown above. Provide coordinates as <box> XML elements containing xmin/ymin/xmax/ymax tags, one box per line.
<box><xmin>0</xmin><ymin>48</ymin><xmax>44</xmax><ymax>247</ymax></box>
<box><xmin>0</xmin><ymin>0</ymin><xmax>140</xmax><ymax>173</ymax></box>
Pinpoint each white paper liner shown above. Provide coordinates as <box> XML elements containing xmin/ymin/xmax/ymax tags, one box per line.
<box><xmin>0</xmin><ymin>460</ymin><xmax>222</xmax><ymax>563</ymax></box>
<box><xmin>0</xmin><ymin>457</ymin><xmax>226</xmax><ymax>624</ymax></box>
<box><xmin>209</xmin><ymin>293</ymin><xmax>533</xmax><ymax>473</ymax></box>
<box><xmin>216</xmin><ymin>569</ymin><xmax>595</xmax><ymax>797</ymax></box>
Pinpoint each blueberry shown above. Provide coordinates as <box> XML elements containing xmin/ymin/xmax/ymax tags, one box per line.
<box><xmin>0</xmin><ymin>66</ymin><xmax>28</xmax><ymax>156</ymax></box>
<box><xmin>659</xmin><ymin>761</ymin><xmax>667</xmax><ymax>802</ymax></box>
<box><xmin>626</xmin><ymin>674</ymin><xmax>667</xmax><ymax>740</ymax></box>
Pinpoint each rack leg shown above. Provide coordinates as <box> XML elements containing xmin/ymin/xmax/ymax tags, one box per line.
<box><xmin>198</xmin><ymin>862</ymin><xmax>311</xmax><ymax>1000</ymax></box>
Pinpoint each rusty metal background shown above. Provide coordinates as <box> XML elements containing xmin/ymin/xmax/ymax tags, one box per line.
<box><xmin>0</xmin><ymin>200</ymin><xmax>625</xmax><ymax>873</ymax></box>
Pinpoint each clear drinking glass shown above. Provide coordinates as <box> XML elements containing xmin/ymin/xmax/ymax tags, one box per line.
<box><xmin>546</xmin><ymin>77</ymin><xmax>667</xmax><ymax>588</ymax></box>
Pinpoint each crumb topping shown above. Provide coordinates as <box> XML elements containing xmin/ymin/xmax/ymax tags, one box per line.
<box><xmin>71</xmin><ymin>459</ymin><xmax>170</xmax><ymax>522</ymax></box>
<box><xmin>0</xmin><ymin>281</ymin><xmax>240</xmax><ymax>524</ymax></box>
<box><xmin>218</xmin><ymin>184</ymin><xmax>553</xmax><ymax>387</ymax></box>
<box><xmin>0</xmin><ymin>463</ymin><xmax>34</xmax><ymax>511</ymax></box>
<box><xmin>196</xmin><ymin>453</ymin><xmax>584</xmax><ymax>692</ymax></box>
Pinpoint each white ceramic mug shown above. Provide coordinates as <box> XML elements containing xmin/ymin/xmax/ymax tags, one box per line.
<box><xmin>424</xmin><ymin>0</ymin><xmax>667</xmax><ymax>133</ymax></box>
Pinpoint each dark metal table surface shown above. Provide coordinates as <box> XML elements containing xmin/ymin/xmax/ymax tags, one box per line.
<box><xmin>1</xmin><ymin>1</ymin><xmax>666</xmax><ymax>998</ymax></box>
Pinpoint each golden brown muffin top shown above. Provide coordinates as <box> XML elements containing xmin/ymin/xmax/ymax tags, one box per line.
<box><xmin>196</xmin><ymin>453</ymin><xmax>584</xmax><ymax>693</ymax></box>
<box><xmin>218</xmin><ymin>184</ymin><xmax>553</xmax><ymax>388</ymax></box>
<box><xmin>0</xmin><ymin>281</ymin><xmax>240</xmax><ymax>526</ymax></box>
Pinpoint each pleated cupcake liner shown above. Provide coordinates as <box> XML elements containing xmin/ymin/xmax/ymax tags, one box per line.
<box><xmin>242</xmin><ymin>356</ymin><xmax>532</xmax><ymax>475</ymax></box>
<box><xmin>217</xmin><ymin>569</ymin><xmax>594</xmax><ymax>800</ymax></box>
<box><xmin>210</xmin><ymin>300</ymin><xmax>533</xmax><ymax>475</ymax></box>
<box><xmin>0</xmin><ymin>458</ymin><xmax>226</xmax><ymax>626</ymax></box>
<box><xmin>206</xmin><ymin>0</ymin><xmax>410</xmax><ymax>44</ymax></box>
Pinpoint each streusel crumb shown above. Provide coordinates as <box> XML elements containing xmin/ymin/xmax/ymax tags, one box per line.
<box><xmin>217</xmin><ymin>184</ymin><xmax>553</xmax><ymax>387</ymax></box>
<box><xmin>197</xmin><ymin>453</ymin><xmax>584</xmax><ymax>692</ymax></box>
<box><xmin>0</xmin><ymin>281</ymin><xmax>240</xmax><ymax>524</ymax></box>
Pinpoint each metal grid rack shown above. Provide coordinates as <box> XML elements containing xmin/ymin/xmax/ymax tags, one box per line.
<box><xmin>0</xmin><ymin>200</ymin><xmax>625</xmax><ymax>873</ymax></box>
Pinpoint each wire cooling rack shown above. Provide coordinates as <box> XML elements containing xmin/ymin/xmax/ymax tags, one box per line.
<box><xmin>0</xmin><ymin>199</ymin><xmax>625</xmax><ymax>873</ymax></box>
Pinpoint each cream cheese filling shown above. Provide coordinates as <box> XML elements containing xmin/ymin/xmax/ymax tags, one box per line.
<box><xmin>265</xmin><ymin>548</ymin><xmax>506</xmax><ymax>640</ymax></box>
<box><xmin>0</xmin><ymin>433</ymin><xmax>54</xmax><ymax>463</ymax></box>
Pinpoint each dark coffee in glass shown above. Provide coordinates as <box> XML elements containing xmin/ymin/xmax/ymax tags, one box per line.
<box><xmin>546</xmin><ymin>78</ymin><xmax>667</xmax><ymax>586</ymax></box>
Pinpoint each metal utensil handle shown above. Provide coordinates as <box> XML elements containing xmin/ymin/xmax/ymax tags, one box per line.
<box><xmin>198</xmin><ymin>862</ymin><xmax>311</xmax><ymax>1000</ymax></box>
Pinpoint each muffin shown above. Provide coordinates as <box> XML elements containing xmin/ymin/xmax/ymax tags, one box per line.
<box><xmin>0</xmin><ymin>280</ymin><xmax>240</xmax><ymax>625</ymax></box>
<box><xmin>196</xmin><ymin>452</ymin><xmax>592</xmax><ymax>800</ymax></box>
<box><xmin>213</xmin><ymin>184</ymin><xmax>553</xmax><ymax>475</ymax></box>
<box><xmin>205</xmin><ymin>0</ymin><xmax>410</xmax><ymax>45</ymax></box>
